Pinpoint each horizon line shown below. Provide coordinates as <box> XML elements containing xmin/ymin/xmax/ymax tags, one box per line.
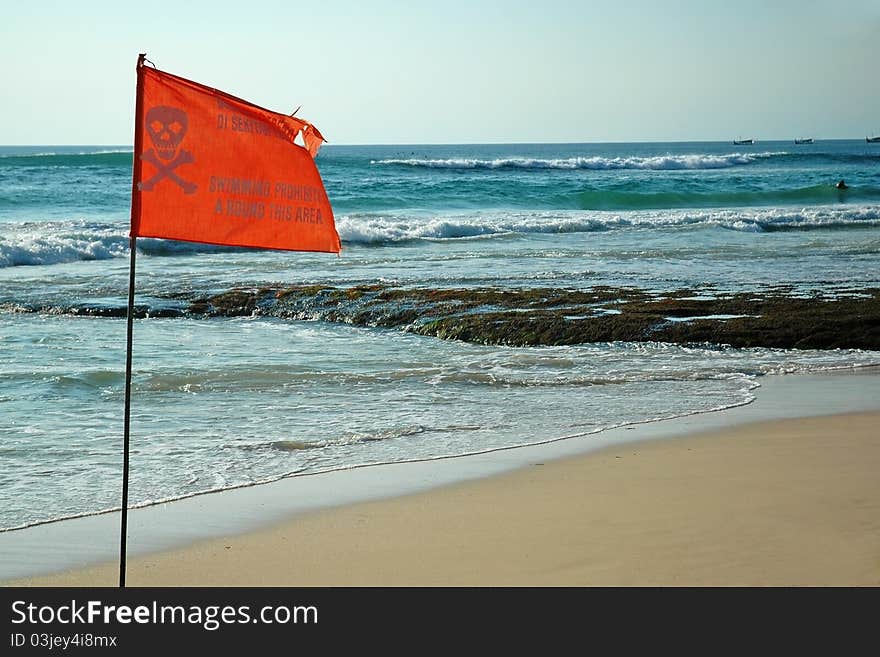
<box><xmin>2</xmin><ymin>136</ymin><xmax>879</xmax><ymax>148</ymax></box>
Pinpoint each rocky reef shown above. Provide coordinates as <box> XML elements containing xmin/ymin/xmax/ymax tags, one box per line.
<box><xmin>8</xmin><ymin>284</ymin><xmax>880</xmax><ymax>350</ymax></box>
<box><xmin>196</xmin><ymin>284</ymin><xmax>880</xmax><ymax>350</ymax></box>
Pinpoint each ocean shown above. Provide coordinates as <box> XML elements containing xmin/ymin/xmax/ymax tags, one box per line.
<box><xmin>1</xmin><ymin>140</ymin><xmax>879</xmax><ymax>532</ymax></box>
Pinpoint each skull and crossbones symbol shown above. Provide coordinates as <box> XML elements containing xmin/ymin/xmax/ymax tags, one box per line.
<box><xmin>138</xmin><ymin>106</ymin><xmax>198</xmax><ymax>194</ymax></box>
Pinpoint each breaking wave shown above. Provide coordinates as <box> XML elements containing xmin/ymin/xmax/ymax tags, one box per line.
<box><xmin>0</xmin><ymin>222</ymin><xmax>240</xmax><ymax>268</ymax></box>
<box><xmin>335</xmin><ymin>206</ymin><xmax>880</xmax><ymax>244</ymax></box>
<box><xmin>371</xmin><ymin>152</ymin><xmax>785</xmax><ymax>171</ymax></box>
<box><xmin>3</xmin><ymin>204</ymin><xmax>879</xmax><ymax>267</ymax></box>
<box><xmin>0</xmin><ymin>150</ymin><xmax>133</xmax><ymax>168</ymax></box>
<box><xmin>0</xmin><ymin>223</ymin><xmax>129</xmax><ymax>267</ymax></box>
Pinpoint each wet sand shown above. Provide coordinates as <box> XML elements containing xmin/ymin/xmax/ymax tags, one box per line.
<box><xmin>11</xmin><ymin>411</ymin><xmax>880</xmax><ymax>586</ymax></box>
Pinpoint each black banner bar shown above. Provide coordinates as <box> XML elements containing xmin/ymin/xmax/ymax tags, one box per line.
<box><xmin>0</xmin><ymin>587</ymin><xmax>874</xmax><ymax>652</ymax></box>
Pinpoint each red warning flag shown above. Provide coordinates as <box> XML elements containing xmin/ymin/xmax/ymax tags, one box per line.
<box><xmin>130</xmin><ymin>57</ymin><xmax>340</xmax><ymax>253</ymax></box>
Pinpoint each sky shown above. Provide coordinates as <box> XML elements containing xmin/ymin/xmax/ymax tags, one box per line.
<box><xmin>1</xmin><ymin>0</ymin><xmax>878</xmax><ymax>145</ymax></box>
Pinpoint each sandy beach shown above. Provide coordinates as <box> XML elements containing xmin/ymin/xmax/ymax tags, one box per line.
<box><xmin>10</xmin><ymin>409</ymin><xmax>880</xmax><ymax>587</ymax></box>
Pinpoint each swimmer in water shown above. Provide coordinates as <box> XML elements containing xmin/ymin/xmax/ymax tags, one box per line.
<box><xmin>835</xmin><ymin>179</ymin><xmax>849</xmax><ymax>190</ymax></box>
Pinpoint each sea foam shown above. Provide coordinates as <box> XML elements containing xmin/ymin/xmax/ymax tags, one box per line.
<box><xmin>334</xmin><ymin>205</ymin><xmax>880</xmax><ymax>244</ymax></box>
<box><xmin>371</xmin><ymin>152</ymin><xmax>785</xmax><ymax>171</ymax></box>
<box><xmin>0</xmin><ymin>222</ymin><xmax>236</xmax><ymax>268</ymax></box>
<box><xmin>3</xmin><ymin>205</ymin><xmax>879</xmax><ymax>268</ymax></box>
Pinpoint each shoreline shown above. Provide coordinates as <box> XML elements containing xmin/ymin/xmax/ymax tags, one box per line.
<box><xmin>4</xmin><ymin>368</ymin><xmax>880</xmax><ymax>585</ymax></box>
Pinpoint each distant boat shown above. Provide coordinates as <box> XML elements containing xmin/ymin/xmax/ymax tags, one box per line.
<box><xmin>867</xmin><ymin>136</ymin><xmax>880</xmax><ymax>143</ymax></box>
<box><xmin>794</xmin><ymin>138</ymin><xmax>813</xmax><ymax>144</ymax></box>
<box><xmin>733</xmin><ymin>138</ymin><xmax>754</xmax><ymax>145</ymax></box>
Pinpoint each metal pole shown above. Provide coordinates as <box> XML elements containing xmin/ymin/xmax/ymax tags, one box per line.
<box><xmin>119</xmin><ymin>236</ymin><xmax>137</xmax><ymax>587</ymax></box>
<box><xmin>120</xmin><ymin>53</ymin><xmax>146</xmax><ymax>588</ymax></box>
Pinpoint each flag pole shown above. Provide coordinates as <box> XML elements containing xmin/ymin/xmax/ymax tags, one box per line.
<box><xmin>120</xmin><ymin>53</ymin><xmax>147</xmax><ymax>588</ymax></box>
<box><xmin>120</xmin><ymin>235</ymin><xmax>137</xmax><ymax>588</ymax></box>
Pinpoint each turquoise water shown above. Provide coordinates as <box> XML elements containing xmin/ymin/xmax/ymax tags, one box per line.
<box><xmin>1</xmin><ymin>141</ymin><xmax>879</xmax><ymax>530</ymax></box>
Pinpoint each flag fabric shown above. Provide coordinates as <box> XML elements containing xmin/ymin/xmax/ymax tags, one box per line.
<box><xmin>131</xmin><ymin>61</ymin><xmax>340</xmax><ymax>254</ymax></box>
